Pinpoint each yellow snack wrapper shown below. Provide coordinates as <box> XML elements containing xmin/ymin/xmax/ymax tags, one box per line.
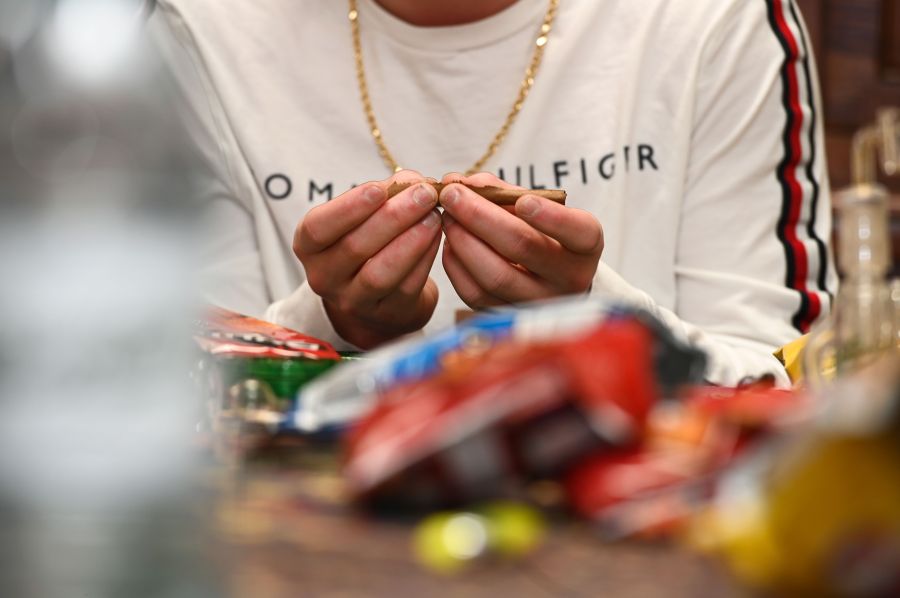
<box><xmin>774</xmin><ymin>334</ymin><xmax>808</xmax><ymax>385</ymax></box>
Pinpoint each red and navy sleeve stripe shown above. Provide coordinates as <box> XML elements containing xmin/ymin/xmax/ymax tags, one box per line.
<box><xmin>765</xmin><ymin>0</ymin><xmax>831</xmax><ymax>333</ymax></box>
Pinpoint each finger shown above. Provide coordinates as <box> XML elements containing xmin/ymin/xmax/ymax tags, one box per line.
<box><xmin>441</xmin><ymin>241</ymin><xmax>505</xmax><ymax>309</ymax></box>
<box><xmin>294</xmin><ymin>183</ymin><xmax>387</xmax><ymax>255</ymax></box>
<box><xmin>440</xmin><ymin>183</ymin><xmax>567</xmax><ymax>279</ymax></box>
<box><xmin>443</xmin><ymin>215</ymin><xmax>549</xmax><ymax>302</ymax></box>
<box><xmin>367</xmin><ymin>232</ymin><xmax>440</xmax><ymax>334</ymax></box>
<box><xmin>294</xmin><ymin>170</ymin><xmax>427</xmax><ymax>256</ymax></box>
<box><xmin>342</xmin><ymin>209</ymin><xmax>441</xmax><ymax>306</ymax></box>
<box><xmin>326</xmin><ymin>182</ymin><xmax>439</xmax><ymax>281</ymax></box>
<box><xmin>516</xmin><ymin>196</ymin><xmax>604</xmax><ymax>256</ymax></box>
<box><xmin>396</xmin><ymin>226</ymin><xmax>442</xmax><ymax>298</ymax></box>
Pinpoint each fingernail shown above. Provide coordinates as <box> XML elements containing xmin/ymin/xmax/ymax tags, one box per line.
<box><xmin>420</xmin><ymin>210</ymin><xmax>440</xmax><ymax>228</ymax></box>
<box><xmin>441</xmin><ymin>186</ymin><xmax>460</xmax><ymax>207</ymax></box>
<box><xmin>413</xmin><ymin>184</ymin><xmax>437</xmax><ymax>207</ymax></box>
<box><xmin>364</xmin><ymin>185</ymin><xmax>384</xmax><ymax>203</ymax></box>
<box><xmin>518</xmin><ymin>196</ymin><xmax>540</xmax><ymax>217</ymax></box>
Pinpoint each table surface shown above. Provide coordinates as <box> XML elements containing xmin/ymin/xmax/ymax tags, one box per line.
<box><xmin>212</xmin><ymin>444</ymin><xmax>742</xmax><ymax>598</ymax></box>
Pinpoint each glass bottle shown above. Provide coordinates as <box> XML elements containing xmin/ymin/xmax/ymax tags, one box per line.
<box><xmin>805</xmin><ymin>184</ymin><xmax>895</xmax><ymax>387</ymax></box>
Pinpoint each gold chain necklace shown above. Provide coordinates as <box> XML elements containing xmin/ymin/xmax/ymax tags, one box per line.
<box><xmin>348</xmin><ymin>0</ymin><xmax>560</xmax><ymax>175</ymax></box>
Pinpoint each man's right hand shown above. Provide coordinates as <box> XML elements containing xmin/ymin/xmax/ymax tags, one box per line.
<box><xmin>293</xmin><ymin>170</ymin><xmax>441</xmax><ymax>349</ymax></box>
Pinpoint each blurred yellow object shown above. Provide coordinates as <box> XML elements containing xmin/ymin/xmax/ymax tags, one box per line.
<box><xmin>414</xmin><ymin>512</ymin><xmax>491</xmax><ymax>574</ymax></box>
<box><xmin>689</xmin><ymin>498</ymin><xmax>782</xmax><ymax>589</ymax></box>
<box><xmin>413</xmin><ymin>502</ymin><xmax>545</xmax><ymax>574</ymax></box>
<box><xmin>690</xmin><ymin>433</ymin><xmax>900</xmax><ymax>596</ymax></box>
<box><xmin>774</xmin><ymin>334</ymin><xmax>809</xmax><ymax>385</ymax></box>
<box><xmin>711</xmin><ymin>113</ymin><xmax>900</xmax><ymax>595</ymax></box>
<box><xmin>479</xmin><ymin>501</ymin><xmax>545</xmax><ymax>558</ymax></box>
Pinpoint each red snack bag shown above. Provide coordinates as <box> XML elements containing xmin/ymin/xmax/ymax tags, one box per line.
<box><xmin>561</xmin><ymin>320</ymin><xmax>660</xmax><ymax>443</ymax></box>
<box><xmin>683</xmin><ymin>383</ymin><xmax>809</xmax><ymax>429</ymax></box>
<box><xmin>564</xmin><ymin>384</ymin><xmax>808</xmax><ymax>539</ymax></box>
<box><xmin>193</xmin><ymin>305</ymin><xmax>340</xmax><ymax>361</ymax></box>
<box><xmin>343</xmin><ymin>319</ymin><xmax>664</xmax><ymax>509</ymax></box>
<box><xmin>565</xmin><ymin>448</ymin><xmax>715</xmax><ymax>539</ymax></box>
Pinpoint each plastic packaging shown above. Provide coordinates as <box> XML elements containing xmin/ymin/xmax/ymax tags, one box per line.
<box><xmin>689</xmin><ymin>354</ymin><xmax>900</xmax><ymax>596</ymax></box>
<box><xmin>191</xmin><ymin>307</ymin><xmax>342</xmax><ymax>443</ymax></box>
<box><xmin>804</xmin><ymin>184</ymin><xmax>896</xmax><ymax>388</ymax></box>
<box><xmin>342</xmin><ymin>315</ymin><xmax>705</xmax><ymax>509</ymax></box>
<box><xmin>291</xmin><ymin>296</ymin><xmax>696</xmax><ymax>433</ymax></box>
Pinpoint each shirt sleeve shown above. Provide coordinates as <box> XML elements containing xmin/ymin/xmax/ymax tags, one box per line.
<box><xmin>593</xmin><ymin>0</ymin><xmax>836</xmax><ymax>387</ymax></box>
<box><xmin>148</xmin><ymin>7</ymin><xmax>269</xmax><ymax>318</ymax></box>
<box><xmin>151</xmin><ymin>4</ymin><xmax>360</xmax><ymax>350</ymax></box>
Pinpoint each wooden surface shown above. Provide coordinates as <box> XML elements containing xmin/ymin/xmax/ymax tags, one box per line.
<box><xmin>212</xmin><ymin>448</ymin><xmax>740</xmax><ymax>598</ymax></box>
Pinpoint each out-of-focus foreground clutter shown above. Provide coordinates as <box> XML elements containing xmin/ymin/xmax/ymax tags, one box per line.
<box><xmin>192</xmin><ymin>123</ymin><xmax>900</xmax><ymax>596</ymax></box>
<box><xmin>195</xmin><ymin>293</ymin><xmax>899</xmax><ymax>596</ymax></box>
<box><xmin>2</xmin><ymin>2</ymin><xmax>900</xmax><ymax>598</ymax></box>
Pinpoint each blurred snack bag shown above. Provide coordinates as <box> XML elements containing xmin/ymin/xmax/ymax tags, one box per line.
<box><xmin>191</xmin><ymin>306</ymin><xmax>341</xmax><ymax>449</ymax></box>
<box><xmin>194</xmin><ymin>305</ymin><xmax>340</xmax><ymax>363</ymax></box>
<box><xmin>293</xmin><ymin>297</ymin><xmax>704</xmax><ymax>434</ymax></box>
<box><xmin>565</xmin><ymin>383</ymin><xmax>807</xmax><ymax>540</ymax></box>
<box><xmin>342</xmin><ymin>314</ymin><xmax>705</xmax><ymax>509</ymax></box>
<box><xmin>688</xmin><ymin>354</ymin><xmax>900</xmax><ymax>597</ymax></box>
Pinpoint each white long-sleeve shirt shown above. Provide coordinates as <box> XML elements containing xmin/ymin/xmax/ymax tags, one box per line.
<box><xmin>151</xmin><ymin>0</ymin><xmax>836</xmax><ymax>386</ymax></box>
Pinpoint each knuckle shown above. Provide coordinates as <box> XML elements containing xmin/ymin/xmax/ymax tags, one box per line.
<box><xmin>341</xmin><ymin>234</ymin><xmax>370</xmax><ymax>264</ymax></box>
<box><xmin>507</xmin><ymin>231</ymin><xmax>538</xmax><ymax>264</ymax></box>
<box><xmin>485</xmin><ymin>267</ymin><xmax>515</xmax><ymax>295</ymax></box>
<box><xmin>467</xmin><ymin>197</ymin><xmax>487</xmax><ymax>220</ymax></box>
<box><xmin>384</xmin><ymin>201</ymin><xmax>410</xmax><ymax>227</ymax></box>
<box><xmin>566</xmin><ymin>269</ymin><xmax>594</xmax><ymax>293</ymax></box>
<box><xmin>332</xmin><ymin>295</ymin><xmax>360</xmax><ymax>316</ymax></box>
<box><xmin>586</xmin><ymin>220</ymin><xmax>605</xmax><ymax>255</ymax></box>
<box><xmin>394</xmin><ymin>280</ymin><xmax>420</xmax><ymax>302</ymax></box>
<box><xmin>465</xmin><ymin>287</ymin><xmax>492</xmax><ymax>309</ymax></box>
<box><xmin>297</xmin><ymin>220</ymin><xmax>323</xmax><ymax>253</ymax></box>
<box><xmin>305</xmin><ymin>269</ymin><xmax>328</xmax><ymax>296</ymax></box>
<box><xmin>384</xmin><ymin>198</ymin><xmax>425</xmax><ymax>233</ymax></box>
<box><xmin>456</xmin><ymin>197</ymin><xmax>489</xmax><ymax>227</ymax></box>
<box><xmin>332</xmin><ymin>299</ymin><xmax>353</xmax><ymax>317</ymax></box>
<box><xmin>356</xmin><ymin>264</ymin><xmax>391</xmax><ymax>297</ymax></box>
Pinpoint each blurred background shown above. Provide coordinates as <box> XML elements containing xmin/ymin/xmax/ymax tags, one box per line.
<box><xmin>798</xmin><ymin>0</ymin><xmax>900</xmax><ymax>189</ymax></box>
<box><xmin>797</xmin><ymin>0</ymin><xmax>900</xmax><ymax>267</ymax></box>
<box><xmin>0</xmin><ymin>1</ymin><xmax>216</xmax><ymax>596</ymax></box>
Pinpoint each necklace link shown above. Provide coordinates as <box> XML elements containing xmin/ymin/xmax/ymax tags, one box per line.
<box><xmin>349</xmin><ymin>0</ymin><xmax>560</xmax><ymax>175</ymax></box>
